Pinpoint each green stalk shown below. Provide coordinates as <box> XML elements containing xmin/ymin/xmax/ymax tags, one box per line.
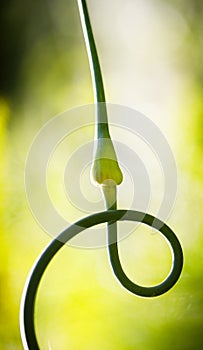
<box><xmin>77</xmin><ymin>0</ymin><xmax>108</xmax><ymax>137</ymax></box>
<box><xmin>78</xmin><ymin>0</ymin><xmax>125</xmax><ymax>293</ymax></box>
<box><xmin>78</xmin><ymin>0</ymin><xmax>122</xmax><ymax>289</ymax></box>
<box><xmin>77</xmin><ymin>0</ymin><xmax>123</xmax><ymax>187</ymax></box>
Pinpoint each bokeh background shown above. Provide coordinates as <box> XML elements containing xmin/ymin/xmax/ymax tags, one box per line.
<box><xmin>0</xmin><ymin>0</ymin><xmax>203</xmax><ymax>349</ymax></box>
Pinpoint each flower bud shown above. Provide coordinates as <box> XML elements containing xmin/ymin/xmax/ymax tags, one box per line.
<box><xmin>91</xmin><ymin>138</ymin><xmax>123</xmax><ymax>186</ymax></box>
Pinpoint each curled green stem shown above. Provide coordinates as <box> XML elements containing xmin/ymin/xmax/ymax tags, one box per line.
<box><xmin>20</xmin><ymin>210</ymin><xmax>183</xmax><ymax>349</ymax></box>
<box><xmin>20</xmin><ymin>2</ymin><xmax>184</xmax><ymax>349</ymax></box>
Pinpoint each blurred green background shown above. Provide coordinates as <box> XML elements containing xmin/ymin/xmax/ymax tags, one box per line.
<box><xmin>0</xmin><ymin>0</ymin><xmax>203</xmax><ymax>349</ymax></box>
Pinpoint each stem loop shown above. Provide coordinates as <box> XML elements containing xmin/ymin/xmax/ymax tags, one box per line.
<box><xmin>20</xmin><ymin>210</ymin><xmax>183</xmax><ymax>349</ymax></box>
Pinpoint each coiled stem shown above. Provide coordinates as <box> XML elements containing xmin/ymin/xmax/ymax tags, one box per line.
<box><xmin>20</xmin><ymin>2</ymin><xmax>183</xmax><ymax>349</ymax></box>
<box><xmin>20</xmin><ymin>210</ymin><xmax>183</xmax><ymax>349</ymax></box>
